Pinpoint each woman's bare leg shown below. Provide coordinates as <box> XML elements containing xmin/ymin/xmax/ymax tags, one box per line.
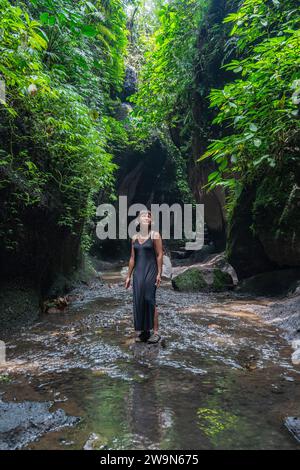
<box><xmin>154</xmin><ymin>306</ymin><xmax>159</xmax><ymax>334</ymax></box>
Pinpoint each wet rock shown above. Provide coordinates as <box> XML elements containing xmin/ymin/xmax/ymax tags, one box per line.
<box><xmin>285</xmin><ymin>417</ymin><xmax>300</xmax><ymax>443</ymax></box>
<box><xmin>236</xmin><ymin>268</ymin><xmax>300</xmax><ymax>297</ymax></box>
<box><xmin>291</xmin><ymin>349</ymin><xmax>300</xmax><ymax>365</ymax></box>
<box><xmin>257</xmin><ymin>291</ymin><xmax>300</xmax><ymax>341</ymax></box>
<box><xmin>114</xmin><ymin>102</ymin><xmax>133</xmax><ymax>121</ymax></box>
<box><xmin>172</xmin><ymin>267</ymin><xmax>208</xmax><ymax>292</ymax></box>
<box><xmin>121</xmin><ymin>64</ymin><xmax>137</xmax><ymax>100</ymax></box>
<box><xmin>130</xmin><ymin>341</ymin><xmax>162</xmax><ymax>362</ymax></box>
<box><xmin>0</xmin><ymin>400</ymin><xmax>80</xmax><ymax>450</ymax></box>
<box><xmin>283</xmin><ymin>376</ymin><xmax>295</xmax><ymax>382</ymax></box>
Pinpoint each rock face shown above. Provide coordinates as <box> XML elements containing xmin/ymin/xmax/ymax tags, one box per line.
<box><xmin>253</xmin><ymin>170</ymin><xmax>300</xmax><ymax>268</ymax></box>
<box><xmin>114</xmin><ymin>102</ymin><xmax>133</xmax><ymax>121</ymax></box>
<box><xmin>184</xmin><ymin>0</ymin><xmax>241</xmax><ymax>252</ymax></box>
<box><xmin>226</xmin><ymin>182</ymin><xmax>276</xmax><ymax>280</ymax></box>
<box><xmin>171</xmin><ymin>252</ymin><xmax>236</xmax><ymax>292</ymax></box>
<box><xmin>0</xmin><ymin>195</ymin><xmax>87</xmax><ymax>328</ymax></box>
<box><xmin>0</xmin><ymin>281</ymin><xmax>40</xmax><ymax>331</ymax></box>
<box><xmin>120</xmin><ymin>65</ymin><xmax>137</xmax><ymax>101</ymax></box>
<box><xmin>236</xmin><ymin>268</ymin><xmax>300</xmax><ymax>297</ymax></box>
<box><xmin>227</xmin><ymin>162</ymin><xmax>300</xmax><ymax>280</ymax></box>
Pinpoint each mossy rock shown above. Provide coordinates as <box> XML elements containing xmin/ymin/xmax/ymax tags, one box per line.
<box><xmin>172</xmin><ymin>267</ymin><xmax>208</xmax><ymax>292</ymax></box>
<box><xmin>212</xmin><ymin>269</ymin><xmax>234</xmax><ymax>291</ymax></box>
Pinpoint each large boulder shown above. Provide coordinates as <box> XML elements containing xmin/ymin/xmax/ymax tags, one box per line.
<box><xmin>171</xmin><ymin>252</ymin><xmax>236</xmax><ymax>292</ymax></box>
<box><xmin>172</xmin><ymin>267</ymin><xmax>208</xmax><ymax>292</ymax></box>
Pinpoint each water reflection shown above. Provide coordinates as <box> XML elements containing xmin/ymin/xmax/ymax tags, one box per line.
<box><xmin>129</xmin><ymin>370</ymin><xmax>162</xmax><ymax>448</ymax></box>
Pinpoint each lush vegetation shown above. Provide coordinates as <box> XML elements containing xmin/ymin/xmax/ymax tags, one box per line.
<box><xmin>132</xmin><ymin>0</ymin><xmax>208</xmax><ymax>134</ymax></box>
<box><xmin>133</xmin><ymin>0</ymin><xmax>299</xmax><ymax>201</ymax></box>
<box><xmin>0</xmin><ymin>0</ymin><xmax>299</xmax><ymax>292</ymax></box>
<box><xmin>201</xmin><ymin>0</ymin><xmax>300</xmax><ymax>195</ymax></box>
<box><xmin>132</xmin><ymin>0</ymin><xmax>300</xmax><ymax>261</ymax></box>
<box><xmin>0</xmin><ymin>0</ymin><xmax>127</xmax><ymax>254</ymax></box>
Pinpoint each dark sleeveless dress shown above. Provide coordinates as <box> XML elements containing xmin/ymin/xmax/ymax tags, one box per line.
<box><xmin>132</xmin><ymin>235</ymin><xmax>158</xmax><ymax>331</ymax></box>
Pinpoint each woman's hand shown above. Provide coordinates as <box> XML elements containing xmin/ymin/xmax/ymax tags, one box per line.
<box><xmin>125</xmin><ymin>276</ymin><xmax>131</xmax><ymax>289</ymax></box>
<box><xmin>155</xmin><ymin>274</ymin><xmax>161</xmax><ymax>288</ymax></box>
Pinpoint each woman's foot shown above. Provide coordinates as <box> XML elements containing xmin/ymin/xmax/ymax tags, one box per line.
<box><xmin>135</xmin><ymin>331</ymin><xmax>151</xmax><ymax>343</ymax></box>
<box><xmin>147</xmin><ymin>332</ymin><xmax>161</xmax><ymax>344</ymax></box>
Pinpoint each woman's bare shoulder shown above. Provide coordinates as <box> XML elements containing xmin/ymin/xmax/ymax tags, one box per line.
<box><xmin>151</xmin><ymin>230</ymin><xmax>161</xmax><ymax>240</ymax></box>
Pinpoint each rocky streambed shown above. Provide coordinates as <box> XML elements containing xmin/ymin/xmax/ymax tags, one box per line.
<box><xmin>0</xmin><ymin>267</ymin><xmax>300</xmax><ymax>449</ymax></box>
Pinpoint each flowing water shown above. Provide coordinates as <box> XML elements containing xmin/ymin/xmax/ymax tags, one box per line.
<box><xmin>0</xmin><ymin>269</ymin><xmax>300</xmax><ymax>450</ymax></box>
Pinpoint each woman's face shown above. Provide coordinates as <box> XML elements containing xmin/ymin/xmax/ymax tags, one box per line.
<box><xmin>139</xmin><ymin>211</ymin><xmax>152</xmax><ymax>226</ymax></box>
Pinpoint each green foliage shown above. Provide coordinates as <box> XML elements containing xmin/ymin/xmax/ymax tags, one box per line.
<box><xmin>128</xmin><ymin>0</ymin><xmax>214</xmax><ymax>203</ymax></box>
<box><xmin>200</xmin><ymin>0</ymin><xmax>300</xmax><ymax>193</ymax></box>
<box><xmin>0</xmin><ymin>0</ymin><xmax>127</xmax><ymax>251</ymax></box>
<box><xmin>131</xmin><ymin>0</ymin><xmax>208</xmax><ymax>135</ymax></box>
<box><xmin>253</xmin><ymin>167</ymin><xmax>300</xmax><ymax>239</ymax></box>
<box><xmin>0</xmin><ymin>374</ymin><xmax>11</xmax><ymax>383</ymax></box>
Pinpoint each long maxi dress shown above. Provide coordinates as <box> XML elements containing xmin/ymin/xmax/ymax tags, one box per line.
<box><xmin>132</xmin><ymin>234</ymin><xmax>158</xmax><ymax>332</ymax></box>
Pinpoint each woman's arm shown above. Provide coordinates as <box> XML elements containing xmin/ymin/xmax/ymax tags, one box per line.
<box><xmin>125</xmin><ymin>238</ymin><xmax>135</xmax><ymax>289</ymax></box>
<box><xmin>153</xmin><ymin>232</ymin><xmax>163</xmax><ymax>287</ymax></box>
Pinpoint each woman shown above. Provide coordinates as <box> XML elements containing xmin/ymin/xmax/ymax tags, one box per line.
<box><xmin>125</xmin><ymin>210</ymin><xmax>163</xmax><ymax>343</ymax></box>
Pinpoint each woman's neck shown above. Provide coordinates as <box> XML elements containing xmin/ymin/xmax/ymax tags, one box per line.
<box><xmin>139</xmin><ymin>225</ymin><xmax>150</xmax><ymax>237</ymax></box>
